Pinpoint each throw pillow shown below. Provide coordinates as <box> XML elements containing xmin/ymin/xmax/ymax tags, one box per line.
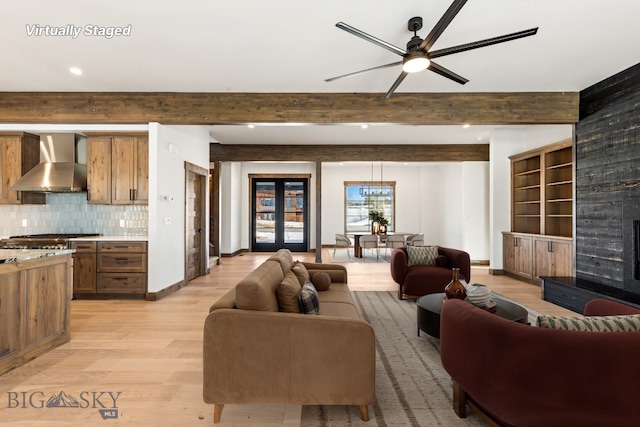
<box><xmin>299</xmin><ymin>281</ymin><xmax>320</xmax><ymax>314</ymax></box>
<box><xmin>310</xmin><ymin>272</ymin><xmax>331</xmax><ymax>291</ymax></box>
<box><xmin>406</xmin><ymin>245</ymin><xmax>439</xmax><ymax>267</ymax></box>
<box><xmin>291</xmin><ymin>262</ymin><xmax>310</xmax><ymax>286</ymax></box>
<box><xmin>276</xmin><ymin>272</ymin><xmax>302</xmax><ymax>313</ymax></box>
<box><xmin>537</xmin><ymin>313</ymin><xmax>640</xmax><ymax>332</ymax></box>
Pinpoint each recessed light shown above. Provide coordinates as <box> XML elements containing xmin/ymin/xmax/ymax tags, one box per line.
<box><xmin>247</xmin><ymin>124</ymin><xmax>255</xmax><ymax>129</ymax></box>
<box><xmin>69</xmin><ymin>67</ymin><xmax>83</xmax><ymax>76</ymax></box>
<box><xmin>361</xmin><ymin>124</ymin><xmax>368</xmax><ymax>129</ymax></box>
<box><xmin>462</xmin><ymin>123</ymin><xmax>470</xmax><ymax>128</ymax></box>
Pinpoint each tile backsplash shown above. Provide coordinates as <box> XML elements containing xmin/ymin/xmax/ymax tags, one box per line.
<box><xmin>0</xmin><ymin>193</ymin><xmax>147</xmax><ymax>237</ymax></box>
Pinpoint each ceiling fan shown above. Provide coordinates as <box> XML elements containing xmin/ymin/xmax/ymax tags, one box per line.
<box><xmin>325</xmin><ymin>0</ymin><xmax>538</xmax><ymax>98</ymax></box>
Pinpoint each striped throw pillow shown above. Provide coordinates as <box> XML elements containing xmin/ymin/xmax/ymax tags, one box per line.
<box><xmin>537</xmin><ymin>314</ymin><xmax>640</xmax><ymax>332</ymax></box>
<box><xmin>406</xmin><ymin>245</ymin><xmax>439</xmax><ymax>267</ymax></box>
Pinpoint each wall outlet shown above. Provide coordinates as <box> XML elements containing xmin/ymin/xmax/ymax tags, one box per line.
<box><xmin>21</xmin><ymin>219</ymin><xmax>28</xmax><ymax>227</ymax></box>
<box><xmin>119</xmin><ymin>219</ymin><xmax>126</xmax><ymax>227</ymax></box>
<box><xmin>163</xmin><ymin>217</ymin><xmax>172</xmax><ymax>225</ymax></box>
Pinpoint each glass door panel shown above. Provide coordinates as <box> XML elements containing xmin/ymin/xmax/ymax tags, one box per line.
<box><xmin>251</xmin><ymin>178</ymin><xmax>308</xmax><ymax>252</ymax></box>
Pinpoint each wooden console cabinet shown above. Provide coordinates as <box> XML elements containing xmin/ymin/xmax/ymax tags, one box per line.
<box><xmin>72</xmin><ymin>240</ymin><xmax>147</xmax><ymax>296</ymax></box>
<box><xmin>0</xmin><ymin>253</ymin><xmax>71</xmax><ymax>375</ymax></box>
<box><xmin>504</xmin><ymin>139</ymin><xmax>574</xmax><ymax>284</ymax></box>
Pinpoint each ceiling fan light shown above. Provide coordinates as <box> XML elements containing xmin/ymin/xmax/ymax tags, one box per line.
<box><xmin>402</xmin><ymin>55</ymin><xmax>430</xmax><ymax>73</ymax></box>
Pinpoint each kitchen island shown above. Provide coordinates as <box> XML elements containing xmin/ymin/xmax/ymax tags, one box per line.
<box><xmin>0</xmin><ymin>249</ymin><xmax>73</xmax><ymax>375</ymax></box>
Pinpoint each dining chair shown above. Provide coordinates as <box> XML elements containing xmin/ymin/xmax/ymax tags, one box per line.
<box><xmin>384</xmin><ymin>234</ymin><xmax>406</xmax><ymax>258</ymax></box>
<box><xmin>333</xmin><ymin>234</ymin><xmax>352</xmax><ymax>258</ymax></box>
<box><xmin>358</xmin><ymin>234</ymin><xmax>379</xmax><ymax>261</ymax></box>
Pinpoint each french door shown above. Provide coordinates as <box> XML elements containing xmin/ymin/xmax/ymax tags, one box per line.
<box><xmin>251</xmin><ymin>177</ymin><xmax>309</xmax><ymax>252</ymax></box>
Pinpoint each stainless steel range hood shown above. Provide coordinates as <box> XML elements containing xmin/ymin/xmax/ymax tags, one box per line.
<box><xmin>11</xmin><ymin>134</ymin><xmax>87</xmax><ymax>193</ymax></box>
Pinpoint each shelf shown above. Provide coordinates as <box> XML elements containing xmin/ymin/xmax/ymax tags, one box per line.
<box><xmin>515</xmin><ymin>185</ymin><xmax>541</xmax><ymax>191</ymax></box>
<box><xmin>547</xmin><ymin>180</ymin><xmax>572</xmax><ymax>186</ymax></box>
<box><xmin>515</xmin><ymin>215</ymin><xmax>541</xmax><ymax>218</ymax></box>
<box><xmin>546</xmin><ymin>162</ymin><xmax>572</xmax><ymax>170</ymax></box>
<box><xmin>514</xmin><ymin>169</ymin><xmax>541</xmax><ymax>177</ymax></box>
<box><xmin>515</xmin><ymin>201</ymin><xmax>541</xmax><ymax>205</ymax></box>
<box><xmin>547</xmin><ymin>198</ymin><xmax>572</xmax><ymax>203</ymax></box>
<box><xmin>546</xmin><ymin>214</ymin><xmax>572</xmax><ymax>218</ymax></box>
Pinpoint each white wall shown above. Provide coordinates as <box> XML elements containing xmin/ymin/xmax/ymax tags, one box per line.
<box><xmin>489</xmin><ymin>125</ymin><xmax>573</xmax><ymax>269</ymax></box>
<box><xmin>148</xmin><ymin>123</ymin><xmax>210</xmax><ymax>293</ymax></box>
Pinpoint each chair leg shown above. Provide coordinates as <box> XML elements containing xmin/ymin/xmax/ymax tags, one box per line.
<box><xmin>213</xmin><ymin>404</ymin><xmax>224</xmax><ymax>423</ymax></box>
<box><xmin>359</xmin><ymin>404</ymin><xmax>369</xmax><ymax>421</ymax></box>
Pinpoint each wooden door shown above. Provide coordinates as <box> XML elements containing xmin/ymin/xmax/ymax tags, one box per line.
<box><xmin>111</xmin><ymin>136</ymin><xmax>135</xmax><ymax>204</ymax></box>
<box><xmin>73</xmin><ymin>253</ymin><xmax>97</xmax><ymax>294</ymax></box>
<box><xmin>185</xmin><ymin>163</ymin><xmax>208</xmax><ymax>282</ymax></box>
<box><xmin>87</xmin><ymin>136</ymin><xmax>113</xmax><ymax>204</ymax></box>
<box><xmin>514</xmin><ymin>235</ymin><xmax>533</xmax><ymax>278</ymax></box>
<box><xmin>503</xmin><ymin>234</ymin><xmax>516</xmax><ymax>274</ymax></box>
<box><xmin>535</xmin><ymin>238</ymin><xmax>572</xmax><ymax>278</ymax></box>
<box><xmin>0</xmin><ymin>271</ymin><xmax>20</xmax><ymax>358</ymax></box>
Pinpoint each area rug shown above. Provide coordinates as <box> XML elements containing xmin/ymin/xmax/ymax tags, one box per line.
<box><xmin>301</xmin><ymin>291</ymin><xmax>486</xmax><ymax>427</ymax></box>
<box><xmin>328</xmin><ymin>250</ymin><xmax>391</xmax><ymax>264</ymax></box>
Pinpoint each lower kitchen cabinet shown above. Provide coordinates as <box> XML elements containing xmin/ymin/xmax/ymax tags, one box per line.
<box><xmin>72</xmin><ymin>240</ymin><xmax>147</xmax><ymax>297</ymax></box>
<box><xmin>503</xmin><ymin>232</ymin><xmax>573</xmax><ymax>284</ymax></box>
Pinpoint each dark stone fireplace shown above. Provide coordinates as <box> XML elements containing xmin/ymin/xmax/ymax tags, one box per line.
<box><xmin>542</xmin><ymin>62</ymin><xmax>640</xmax><ymax>313</ymax></box>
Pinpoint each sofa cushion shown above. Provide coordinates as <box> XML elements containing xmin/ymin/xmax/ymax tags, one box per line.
<box><xmin>292</xmin><ymin>262</ymin><xmax>310</xmax><ymax>286</ymax></box>
<box><xmin>277</xmin><ymin>271</ymin><xmax>302</xmax><ymax>313</ymax></box>
<box><xmin>310</xmin><ymin>272</ymin><xmax>332</xmax><ymax>291</ymax></box>
<box><xmin>407</xmin><ymin>245</ymin><xmax>439</xmax><ymax>266</ymax></box>
<box><xmin>317</xmin><ymin>284</ymin><xmax>354</xmax><ymax>304</ymax></box>
<box><xmin>299</xmin><ymin>281</ymin><xmax>320</xmax><ymax>314</ymax></box>
<box><xmin>537</xmin><ymin>313</ymin><xmax>640</xmax><ymax>332</ymax></box>
<box><xmin>268</xmin><ymin>249</ymin><xmax>295</xmax><ymax>276</ymax></box>
<box><xmin>318</xmin><ymin>301</ymin><xmax>360</xmax><ymax>318</ymax></box>
<box><xmin>436</xmin><ymin>254</ymin><xmax>449</xmax><ymax>268</ymax></box>
<box><xmin>235</xmin><ymin>260</ymin><xmax>283</xmax><ymax>312</ymax></box>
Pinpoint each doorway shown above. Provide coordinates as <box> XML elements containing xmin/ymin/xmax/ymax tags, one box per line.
<box><xmin>251</xmin><ymin>176</ymin><xmax>309</xmax><ymax>252</ymax></box>
<box><xmin>185</xmin><ymin>162</ymin><xmax>208</xmax><ymax>281</ymax></box>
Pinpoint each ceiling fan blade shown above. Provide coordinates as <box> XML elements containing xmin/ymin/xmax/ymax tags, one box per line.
<box><xmin>325</xmin><ymin>61</ymin><xmax>403</xmax><ymax>82</ymax></box>
<box><xmin>429</xmin><ymin>27</ymin><xmax>539</xmax><ymax>59</ymax></box>
<box><xmin>419</xmin><ymin>0</ymin><xmax>468</xmax><ymax>52</ymax></box>
<box><xmin>336</xmin><ymin>22</ymin><xmax>406</xmax><ymax>56</ymax></box>
<box><xmin>427</xmin><ymin>60</ymin><xmax>468</xmax><ymax>85</ymax></box>
<box><xmin>384</xmin><ymin>71</ymin><xmax>409</xmax><ymax>99</ymax></box>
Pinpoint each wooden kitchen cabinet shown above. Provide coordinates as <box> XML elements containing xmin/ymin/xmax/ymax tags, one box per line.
<box><xmin>97</xmin><ymin>241</ymin><xmax>147</xmax><ymax>294</ymax></box>
<box><xmin>86</xmin><ymin>133</ymin><xmax>148</xmax><ymax>205</ymax></box>
<box><xmin>0</xmin><ymin>132</ymin><xmax>46</xmax><ymax>205</ymax></box>
<box><xmin>72</xmin><ymin>240</ymin><xmax>147</xmax><ymax>297</ymax></box>
<box><xmin>0</xmin><ymin>254</ymin><xmax>71</xmax><ymax>376</ymax></box>
<box><xmin>503</xmin><ymin>232</ymin><xmax>573</xmax><ymax>284</ymax></box>
<box><xmin>71</xmin><ymin>241</ymin><xmax>97</xmax><ymax>294</ymax></box>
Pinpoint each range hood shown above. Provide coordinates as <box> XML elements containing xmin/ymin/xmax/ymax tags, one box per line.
<box><xmin>11</xmin><ymin>134</ymin><xmax>88</xmax><ymax>192</ymax></box>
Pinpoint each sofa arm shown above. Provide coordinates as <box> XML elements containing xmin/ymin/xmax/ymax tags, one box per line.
<box><xmin>584</xmin><ymin>298</ymin><xmax>640</xmax><ymax>316</ymax></box>
<box><xmin>438</xmin><ymin>247</ymin><xmax>471</xmax><ymax>282</ymax></box>
<box><xmin>390</xmin><ymin>247</ymin><xmax>408</xmax><ymax>284</ymax></box>
<box><xmin>203</xmin><ymin>309</ymin><xmax>375</xmax><ymax>406</ymax></box>
<box><xmin>302</xmin><ymin>262</ymin><xmax>348</xmax><ymax>283</ymax></box>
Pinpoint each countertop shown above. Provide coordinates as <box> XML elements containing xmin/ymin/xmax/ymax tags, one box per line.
<box><xmin>70</xmin><ymin>235</ymin><xmax>148</xmax><ymax>242</ymax></box>
<box><xmin>0</xmin><ymin>249</ymin><xmax>74</xmax><ymax>264</ymax></box>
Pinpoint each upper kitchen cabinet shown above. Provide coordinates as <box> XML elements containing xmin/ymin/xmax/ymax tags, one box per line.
<box><xmin>0</xmin><ymin>132</ymin><xmax>46</xmax><ymax>205</ymax></box>
<box><xmin>86</xmin><ymin>134</ymin><xmax>148</xmax><ymax>205</ymax></box>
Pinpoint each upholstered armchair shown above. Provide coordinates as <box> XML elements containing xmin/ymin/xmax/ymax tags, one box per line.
<box><xmin>333</xmin><ymin>234</ymin><xmax>352</xmax><ymax>258</ymax></box>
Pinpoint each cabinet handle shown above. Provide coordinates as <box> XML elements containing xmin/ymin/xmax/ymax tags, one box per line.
<box><xmin>548</xmin><ymin>241</ymin><xmax>554</xmax><ymax>253</ymax></box>
<box><xmin>113</xmin><ymin>277</ymin><xmax>128</xmax><ymax>281</ymax></box>
<box><xmin>514</xmin><ymin>237</ymin><xmax>518</xmax><ymax>247</ymax></box>
<box><xmin>129</xmin><ymin>189</ymin><xmax>134</xmax><ymax>201</ymax></box>
<box><xmin>114</xmin><ymin>258</ymin><xmax>129</xmax><ymax>264</ymax></box>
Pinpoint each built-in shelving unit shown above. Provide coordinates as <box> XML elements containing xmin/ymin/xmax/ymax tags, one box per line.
<box><xmin>504</xmin><ymin>139</ymin><xmax>574</xmax><ymax>284</ymax></box>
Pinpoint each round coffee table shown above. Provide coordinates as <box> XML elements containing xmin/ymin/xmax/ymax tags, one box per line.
<box><xmin>416</xmin><ymin>292</ymin><xmax>529</xmax><ymax>338</ymax></box>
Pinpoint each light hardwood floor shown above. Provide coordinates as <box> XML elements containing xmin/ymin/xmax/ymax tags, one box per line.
<box><xmin>0</xmin><ymin>250</ymin><xmax>577</xmax><ymax>426</ymax></box>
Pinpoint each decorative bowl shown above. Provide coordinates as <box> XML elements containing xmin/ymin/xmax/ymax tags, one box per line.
<box><xmin>466</xmin><ymin>283</ymin><xmax>492</xmax><ymax>307</ymax></box>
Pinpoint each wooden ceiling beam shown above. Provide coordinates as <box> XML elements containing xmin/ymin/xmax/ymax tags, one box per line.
<box><xmin>210</xmin><ymin>143</ymin><xmax>489</xmax><ymax>162</ymax></box>
<box><xmin>0</xmin><ymin>92</ymin><xmax>578</xmax><ymax>125</ymax></box>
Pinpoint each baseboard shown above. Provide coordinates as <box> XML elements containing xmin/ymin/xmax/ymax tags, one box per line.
<box><xmin>221</xmin><ymin>248</ymin><xmax>248</xmax><ymax>257</ymax></box>
<box><xmin>471</xmin><ymin>260</ymin><xmax>490</xmax><ymax>266</ymax></box>
<box><xmin>489</xmin><ymin>269</ymin><xmax>505</xmax><ymax>275</ymax></box>
<box><xmin>146</xmin><ymin>279</ymin><xmax>186</xmax><ymax>301</ymax></box>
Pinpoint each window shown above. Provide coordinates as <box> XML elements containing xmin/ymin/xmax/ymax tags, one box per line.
<box><xmin>344</xmin><ymin>181</ymin><xmax>395</xmax><ymax>233</ymax></box>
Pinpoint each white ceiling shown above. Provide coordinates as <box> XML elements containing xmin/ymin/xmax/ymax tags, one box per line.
<box><xmin>2</xmin><ymin>0</ymin><xmax>638</xmax><ymax>145</ymax></box>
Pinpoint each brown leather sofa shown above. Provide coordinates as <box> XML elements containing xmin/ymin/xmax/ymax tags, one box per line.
<box><xmin>440</xmin><ymin>298</ymin><xmax>640</xmax><ymax>427</ymax></box>
<box><xmin>203</xmin><ymin>249</ymin><xmax>375</xmax><ymax>423</ymax></box>
<box><xmin>390</xmin><ymin>246</ymin><xmax>471</xmax><ymax>299</ymax></box>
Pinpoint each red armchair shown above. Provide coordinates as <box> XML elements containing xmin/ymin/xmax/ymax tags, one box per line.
<box><xmin>389</xmin><ymin>246</ymin><xmax>470</xmax><ymax>299</ymax></box>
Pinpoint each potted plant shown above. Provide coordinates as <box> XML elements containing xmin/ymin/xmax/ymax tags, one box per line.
<box><xmin>368</xmin><ymin>210</ymin><xmax>389</xmax><ymax>234</ymax></box>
